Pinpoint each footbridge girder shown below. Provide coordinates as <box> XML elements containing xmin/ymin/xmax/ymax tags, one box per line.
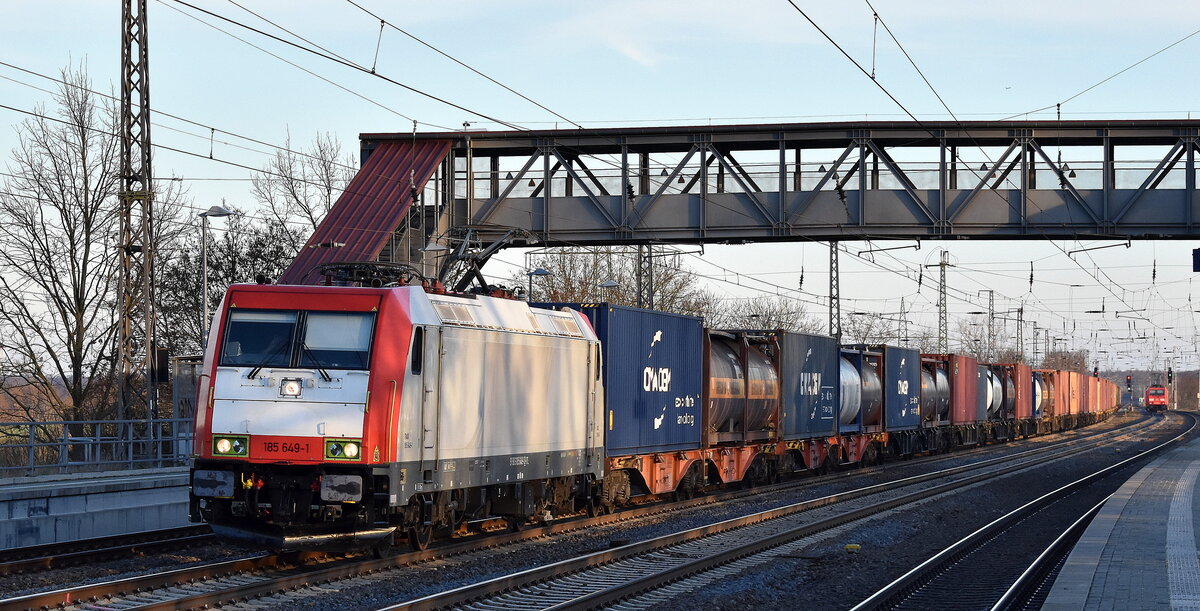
<box><xmin>282</xmin><ymin>120</ymin><xmax>1200</xmax><ymax>284</ymax></box>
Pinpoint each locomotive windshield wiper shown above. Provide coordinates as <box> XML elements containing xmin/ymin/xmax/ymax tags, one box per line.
<box><xmin>247</xmin><ymin>340</ymin><xmax>291</xmax><ymax>380</ymax></box>
<box><xmin>302</xmin><ymin>343</ymin><xmax>333</xmax><ymax>382</ymax></box>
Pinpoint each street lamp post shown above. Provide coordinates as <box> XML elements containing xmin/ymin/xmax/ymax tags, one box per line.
<box><xmin>598</xmin><ymin>280</ymin><xmax>618</xmax><ymax>302</ymax></box>
<box><xmin>527</xmin><ymin>268</ymin><xmax>552</xmax><ymax>301</ymax></box>
<box><xmin>199</xmin><ymin>205</ymin><xmax>232</xmax><ymax>343</ymax></box>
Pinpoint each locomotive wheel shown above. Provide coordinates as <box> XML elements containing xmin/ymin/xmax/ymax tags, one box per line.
<box><xmin>506</xmin><ymin>516</ymin><xmax>526</xmax><ymax>532</ymax></box>
<box><xmin>586</xmin><ymin>497</ymin><xmax>608</xmax><ymax>517</ymax></box>
<box><xmin>408</xmin><ymin>524</ymin><xmax>433</xmax><ymax>551</ymax></box>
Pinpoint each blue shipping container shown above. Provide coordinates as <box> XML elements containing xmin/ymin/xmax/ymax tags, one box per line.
<box><xmin>852</xmin><ymin>344</ymin><xmax>921</xmax><ymax>431</ymax></box>
<box><xmin>779</xmin><ymin>332</ymin><xmax>839</xmax><ymax>440</ymax></box>
<box><xmin>533</xmin><ymin>303</ymin><xmax>704</xmax><ymax>455</ymax></box>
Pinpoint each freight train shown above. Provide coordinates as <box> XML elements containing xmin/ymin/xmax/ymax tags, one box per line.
<box><xmin>188</xmin><ymin>283</ymin><xmax>1119</xmax><ymax>551</ymax></box>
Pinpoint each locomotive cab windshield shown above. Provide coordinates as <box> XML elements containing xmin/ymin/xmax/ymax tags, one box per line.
<box><xmin>221</xmin><ymin>309</ymin><xmax>376</xmax><ymax>371</ymax></box>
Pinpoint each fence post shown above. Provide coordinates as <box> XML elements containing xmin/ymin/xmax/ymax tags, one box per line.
<box><xmin>26</xmin><ymin>425</ymin><xmax>35</xmax><ymax>477</ymax></box>
<box><xmin>58</xmin><ymin>425</ymin><xmax>68</xmax><ymax>471</ymax></box>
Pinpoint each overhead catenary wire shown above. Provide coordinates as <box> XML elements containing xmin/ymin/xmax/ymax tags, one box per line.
<box><xmin>2</xmin><ymin>8</ymin><xmax>1180</xmax><ymax>357</ymax></box>
<box><xmin>785</xmin><ymin>2</ymin><xmax>1188</xmax><ymax>356</ymax></box>
<box><xmin>153</xmin><ymin>0</ymin><xmax>454</xmax><ymax>130</ymax></box>
<box><xmin>1001</xmin><ymin>26</ymin><xmax>1200</xmax><ymax>120</ymax></box>
<box><xmin>161</xmin><ymin>0</ymin><xmax>526</xmax><ymax>131</ymax></box>
<box><xmin>341</xmin><ymin>0</ymin><xmax>585</xmax><ymax>130</ymax></box>
<box><xmin>0</xmin><ymin>90</ymin><xmax>1174</xmax><ymax>350</ymax></box>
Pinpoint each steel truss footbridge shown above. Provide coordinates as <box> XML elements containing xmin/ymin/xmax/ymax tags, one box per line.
<box><xmin>282</xmin><ymin>119</ymin><xmax>1200</xmax><ymax>286</ymax></box>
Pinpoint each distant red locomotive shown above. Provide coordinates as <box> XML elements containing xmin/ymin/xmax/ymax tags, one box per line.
<box><xmin>1145</xmin><ymin>385</ymin><xmax>1169</xmax><ymax>411</ymax></box>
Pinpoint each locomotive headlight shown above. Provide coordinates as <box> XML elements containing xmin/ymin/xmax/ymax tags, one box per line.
<box><xmin>212</xmin><ymin>435</ymin><xmax>248</xmax><ymax>456</ymax></box>
<box><xmin>325</xmin><ymin>438</ymin><xmax>362</xmax><ymax>461</ymax></box>
<box><xmin>280</xmin><ymin>378</ymin><xmax>303</xmax><ymax>397</ymax></box>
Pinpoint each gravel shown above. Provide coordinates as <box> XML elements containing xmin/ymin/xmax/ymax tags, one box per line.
<box><xmin>646</xmin><ymin>412</ymin><xmax>1182</xmax><ymax>610</ymax></box>
<box><xmin>222</xmin><ymin>412</ymin><xmax>1161</xmax><ymax>611</ymax></box>
<box><xmin>0</xmin><ymin>542</ymin><xmax>263</xmax><ymax>599</ymax></box>
<box><xmin>2</xmin><ymin>412</ymin><xmax>1162</xmax><ymax>610</ymax></box>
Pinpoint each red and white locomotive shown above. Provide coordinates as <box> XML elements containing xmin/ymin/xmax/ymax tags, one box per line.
<box><xmin>190</xmin><ymin>283</ymin><xmax>603</xmax><ymax>549</ymax></box>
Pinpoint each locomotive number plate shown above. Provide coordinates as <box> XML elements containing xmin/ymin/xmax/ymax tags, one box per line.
<box><xmin>262</xmin><ymin>441</ymin><xmax>310</xmax><ymax>453</ymax></box>
<box><xmin>253</xmin><ymin>436</ymin><xmax>321</xmax><ymax>460</ymax></box>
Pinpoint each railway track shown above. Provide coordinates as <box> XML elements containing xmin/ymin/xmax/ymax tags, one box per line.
<box><xmin>851</xmin><ymin>412</ymin><xmax>1195</xmax><ymax>611</ymax></box>
<box><xmin>0</xmin><ymin>413</ymin><xmax>1157</xmax><ymax>611</ymax></box>
<box><xmin>0</xmin><ymin>526</ymin><xmax>213</xmax><ymax>576</ymax></box>
<box><xmin>384</xmin><ymin>413</ymin><xmax>1178</xmax><ymax>611</ymax></box>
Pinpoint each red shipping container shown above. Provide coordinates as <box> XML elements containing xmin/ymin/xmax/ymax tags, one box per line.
<box><xmin>1034</xmin><ymin>369</ymin><xmax>1060</xmax><ymax>417</ymax></box>
<box><xmin>1075</xmin><ymin>367</ymin><xmax>1084</xmax><ymax>415</ymax></box>
<box><xmin>1087</xmin><ymin>376</ymin><xmax>1099</xmax><ymax>414</ymax></box>
<box><xmin>993</xmin><ymin>363</ymin><xmax>1033</xmax><ymax>420</ymax></box>
<box><xmin>950</xmin><ymin>354</ymin><xmax>981</xmax><ymax>424</ymax></box>
<box><xmin>1013</xmin><ymin>363</ymin><xmax>1033</xmax><ymax>419</ymax></box>
<box><xmin>921</xmin><ymin>354</ymin><xmax>982</xmax><ymax>424</ymax></box>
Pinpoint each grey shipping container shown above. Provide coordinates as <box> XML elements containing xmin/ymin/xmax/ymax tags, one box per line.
<box><xmin>533</xmin><ymin>303</ymin><xmax>704</xmax><ymax>456</ymax></box>
<box><xmin>837</xmin><ymin>347</ymin><xmax>883</xmax><ymax>434</ymax></box>
<box><xmin>779</xmin><ymin>332</ymin><xmax>840</xmax><ymax>440</ymax></box>
<box><xmin>851</xmin><ymin>344</ymin><xmax>921</xmax><ymax>431</ymax></box>
<box><xmin>976</xmin><ymin>365</ymin><xmax>990</xmax><ymax>422</ymax></box>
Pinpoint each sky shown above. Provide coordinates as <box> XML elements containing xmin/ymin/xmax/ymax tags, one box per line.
<box><xmin>1</xmin><ymin>0</ymin><xmax>1199</xmax><ymax>370</ymax></box>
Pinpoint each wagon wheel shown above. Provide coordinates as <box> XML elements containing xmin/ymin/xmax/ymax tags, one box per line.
<box><xmin>862</xmin><ymin>443</ymin><xmax>880</xmax><ymax>467</ymax></box>
<box><xmin>408</xmin><ymin>524</ymin><xmax>433</xmax><ymax>551</ymax></box>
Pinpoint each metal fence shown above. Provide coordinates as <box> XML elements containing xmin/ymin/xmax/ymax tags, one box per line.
<box><xmin>0</xmin><ymin>418</ymin><xmax>193</xmax><ymax>476</ymax></box>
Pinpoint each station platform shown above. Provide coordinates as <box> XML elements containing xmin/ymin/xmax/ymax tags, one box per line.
<box><xmin>1043</xmin><ymin>426</ymin><xmax>1200</xmax><ymax>610</ymax></box>
<box><xmin>0</xmin><ymin>467</ymin><xmax>189</xmax><ymax>549</ymax></box>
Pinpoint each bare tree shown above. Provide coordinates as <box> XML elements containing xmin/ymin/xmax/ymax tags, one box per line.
<box><xmin>1041</xmin><ymin>350</ymin><xmax>1089</xmax><ymax>372</ymax></box>
<box><xmin>251</xmin><ymin>131</ymin><xmax>354</xmax><ymax>253</ymax></box>
<box><xmin>907</xmin><ymin>329</ymin><xmax>940</xmax><ymax>353</ymax></box>
<box><xmin>0</xmin><ymin>67</ymin><xmax>120</xmax><ymax>423</ymax></box>
<box><xmin>157</xmin><ymin>207</ymin><xmax>305</xmax><ymax>356</ymax></box>
<box><xmin>954</xmin><ymin>317</ymin><xmax>988</xmax><ymax>360</ymax></box>
<box><xmin>516</xmin><ymin>247</ymin><xmax>719</xmax><ymax>318</ymax></box>
<box><xmin>0</xmin><ymin>66</ymin><xmax>187</xmax><ymax>425</ymax></box>
<box><xmin>515</xmin><ymin>247</ymin><xmax>827</xmax><ymax>332</ymax></box>
<box><xmin>709</xmin><ymin>295</ymin><xmax>823</xmax><ymax>333</ymax></box>
<box><xmin>842</xmin><ymin>311</ymin><xmax>901</xmax><ymax>345</ymax></box>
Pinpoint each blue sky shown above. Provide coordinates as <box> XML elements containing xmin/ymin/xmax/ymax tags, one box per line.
<box><xmin>2</xmin><ymin>1</ymin><xmax>1199</xmax><ymax>370</ymax></box>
